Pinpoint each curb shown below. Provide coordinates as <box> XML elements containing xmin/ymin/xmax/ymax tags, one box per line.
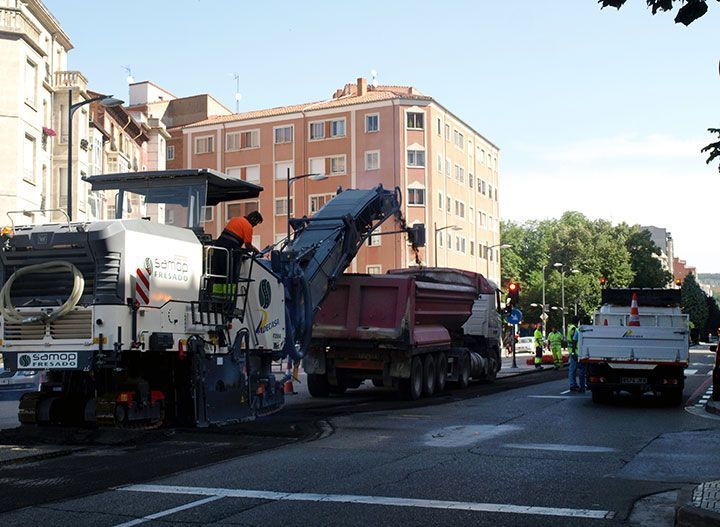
<box><xmin>0</xmin><ymin>447</ymin><xmax>82</xmax><ymax>467</ymax></box>
<box><xmin>498</xmin><ymin>365</ymin><xmax>566</xmax><ymax>380</ymax></box>
<box><xmin>675</xmin><ymin>481</ymin><xmax>720</xmax><ymax>527</ymax></box>
<box><xmin>677</xmin><ymin>504</ymin><xmax>720</xmax><ymax>527</ymax></box>
<box><xmin>706</xmin><ymin>400</ymin><xmax>720</xmax><ymax>416</ymax></box>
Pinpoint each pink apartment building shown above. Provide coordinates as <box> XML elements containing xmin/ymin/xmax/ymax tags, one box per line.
<box><xmin>182</xmin><ymin>78</ymin><xmax>502</xmax><ymax>282</ymax></box>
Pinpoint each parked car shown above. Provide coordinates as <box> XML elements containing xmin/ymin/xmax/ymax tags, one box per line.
<box><xmin>515</xmin><ymin>336</ymin><xmax>536</xmax><ymax>354</ymax></box>
<box><xmin>0</xmin><ymin>369</ymin><xmax>44</xmax><ymax>392</ymax></box>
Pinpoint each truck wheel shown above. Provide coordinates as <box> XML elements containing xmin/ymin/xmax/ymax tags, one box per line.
<box><xmin>435</xmin><ymin>352</ymin><xmax>447</xmax><ymax>393</ymax></box>
<box><xmin>399</xmin><ymin>357</ymin><xmax>423</xmax><ymax>400</ymax></box>
<box><xmin>457</xmin><ymin>353</ymin><xmax>470</xmax><ymax>390</ymax></box>
<box><xmin>422</xmin><ymin>355</ymin><xmax>436</xmax><ymax>397</ymax></box>
<box><xmin>661</xmin><ymin>388</ymin><xmax>684</xmax><ymax>406</ymax></box>
<box><xmin>591</xmin><ymin>388</ymin><xmax>612</xmax><ymax>404</ymax></box>
<box><xmin>307</xmin><ymin>373</ymin><xmax>330</xmax><ymax>398</ymax></box>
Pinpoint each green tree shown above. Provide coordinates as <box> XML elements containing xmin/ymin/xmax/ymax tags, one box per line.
<box><xmin>624</xmin><ymin>227</ymin><xmax>673</xmax><ymax>287</ymax></box>
<box><xmin>705</xmin><ymin>295</ymin><xmax>720</xmax><ymax>338</ymax></box>
<box><xmin>681</xmin><ymin>273</ymin><xmax>709</xmax><ymax>343</ymax></box>
<box><xmin>599</xmin><ymin>0</ymin><xmax>714</xmax><ymax>26</ymax></box>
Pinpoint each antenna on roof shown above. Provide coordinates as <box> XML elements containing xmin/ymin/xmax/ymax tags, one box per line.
<box><xmin>233</xmin><ymin>73</ymin><xmax>242</xmax><ymax>113</ymax></box>
<box><xmin>123</xmin><ymin>66</ymin><xmax>134</xmax><ymax>84</ymax></box>
<box><xmin>370</xmin><ymin>69</ymin><xmax>379</xmax><ymax>88</ymax></box>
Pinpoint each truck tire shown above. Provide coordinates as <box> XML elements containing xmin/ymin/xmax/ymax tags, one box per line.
<box><xmin>660</xmin><ymin>388</ymin><xmax>684</xmax><ymax>406</ymax></box>
<box><xmin>399</xmin><ymin>357</ymin><xmax>423</xmax><ymax>400</ymax></box>
<box><xmin>422</xmin><ymin>354</ymin><xmax>436</xmax><ymax>397</ymax></box>
<box><xmin>457</xmin><ymin>352</ymin><xmax>470</xmax><ymax>390</ymax></box>
<box><xmin>591</xmin><ymin>388</ymin><xmax>612</xmax><ymax>404</ymax></box>
<box><xmin>435</xmin><ymin>352</ymin><xmax>447</xmax><ymax>393</ymax></box>
<box><xmin>307</xmin><ymin>373</ymin><xmax>330</xmax><ymax>398</ymax></box>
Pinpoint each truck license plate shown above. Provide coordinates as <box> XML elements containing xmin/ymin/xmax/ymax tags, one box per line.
<box><xmin>621</xmin><ymin>377</ymin><xmax>647</xmax><ymax>385</ymax></box>
<box><xmin>0</xmin><ymin>379</ymin><xmax>9</xmax><ymax>385</ymax></box>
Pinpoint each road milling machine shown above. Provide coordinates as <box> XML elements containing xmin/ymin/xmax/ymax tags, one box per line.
<box><xmin>0</xmin><ymin>169</ymin><xmax>420</xmax><ymax>427</ymax></box>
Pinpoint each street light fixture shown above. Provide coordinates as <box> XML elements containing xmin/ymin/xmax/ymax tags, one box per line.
<box><xmin>487</xmin><ymin>243</ymin><xmax>512</xmax><ymax>279</ymax></box>
<box><xmin>67</xmin><ymin>91</ymin><xmax>123</xmax><ymax>221</ymax></box>
<box><xmin>286</xmin><ymin>169</ymin><xmax>327</xmax><ymax>243</ymax></box>
<box><xmin>433</xmin><ymin>223</ymin><xmax>461</xmax><ymax>266</ymax></box>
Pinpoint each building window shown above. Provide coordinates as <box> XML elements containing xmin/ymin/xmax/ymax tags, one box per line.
<box><xmin>365</xmin><ymin>150</ymin><xmax>380</xmax><ymax>171</ymax></box>
<box><xmin>408</xmin><ymin>188</ymin><xmax>425</xmax><ymax>206</ymax></box>
<box><xmin>330</xmin><ymin>155</ymin><xmax>346</xmax><ymax>175</ymax></box>
<box><xmin>454</xmin><ymin>200</ymin><xmax>465</xmax><ymax>219</ymax></box>
<box><xmin>330</xmin><ymin>119</ymin><xmax>345</xmax><ymax>137</ymax></box>
<box><xmin>447</xmin><ymin>233</ymin><xmax>452</xmax><ymax>248</ymax></box>
<box><xmin>245</xmin><ymin>165</ymin><xmax>260</xmax><ymax>182</ymax></box>
<box><xmin>469</xmin><ymin>206</ymin><xmax>474</xmax><ymax>224</ymax></box>
<box><xmin>407</xmin><ymin>150</ymin><xmax>425</xmax><ymax>167</ymax></box>
<box><xmin>309</xmin><ymin>193</ymin><xmax>335</xmax><ymax>214</ymax></box>
<box><xmin>481</xmin><ymin>180</ymin><xmax>486</xmax><ymax>195</ymax></box>
<box><xmin>365</xmin><ymin>114</ymin><xmax>379</xmax><ymax>133</ymax></box>
<box><xmin>406</xmin><ymin>112</ymin><xmax>424</xmax><ymax>129</ymax></box>
<box><xmin>275</xmin><ymin>161</ymin><xmax>294</xmax><ymax>180</ymax></box>
<box><xmin>470</xmin><ymin>241</ymin><xmax>474</xmax><ymax>256</ymax></box>
<box><xmin>309</xmin><ymin>157</ymin><xmax>325</xmax><ymax>175</ymax></box>
<box><xmin>201</xmin><ymin>206</ymin><xmax>213</xmax><ymax>223</ymax></box>
<box><xmin>226</xmin><ymin>167</ymin><xmax>242</xmax><ymax>179</ymax></box>
<box><xmin>241</xmin><ymin>130</ymin><xmax>259</xmax><ymax>149</ymax></box>
<box><xmin>166</xmin><ymin>145</ymin><xmax>175</xmax><ymax>160</ymax></box>
<box><xmin>25</xmin><ymin>59</ymin><xmax>37</xmax><ymax>107</ymax></box>
<box><xmin>23</xmin><ymin>134</ymin><xmax>35</xmax><ymax>184</ymax></box>
<box><xmin>488</xmin><ymin>184</ymin><xmax>493</xmax><ymax>199</ymax></box>
<box><xmin>436</xmin><ymin>117</ymin><xmax>442</xmax><ymax>135</ymax></box>
<box><xmin>437</xmin><ymin>154</ymin><xmax>443</xmax><ymax>173</ymax></box>
<box><xmin>454</xmin><ymin>164</ymin><xmax>465</xmax><ymax>183</ymax></box>
<box><xmin>310</xmin><ymin>122</ymin><xmax>325</xmax><ymax>140</ymax></box>
<box><xmin>194</xmin><ymin>136</ymin><xmax>214</xmax><ymax>154</ymax></box>
<box><xmin>366</xmin><ymin>265</ymin><xmax>382</xmax><ymax>275</ymax></box>
<box><xmin>453</xmin><ymin>130</ymin><xmax>464</xmax><ymax>149</ymax></box>
<box><xmin>469</xmin><ymin>174</ymin><xmax>474</xmax><ymax>189</ymax></box>
<box><xmin>225</xmin><ymin>132</ymin><xmax>241</xmax><ymax>151</ymax></box>
<box><xmin>274</xmin><ymin>126</ymin><xmax>293</xmax><ymax>144</ymax></box>
<box><xmin>495</xmin><ymin>188</ymin><xmax>499</xmax><ymax>201</ymax></box>
<box><xmin>461</xmin><ymin>237</ymin><xmax>466</xmax><ymax>254</ymax></box>
<box><xmin>226</xmin><ymin>200</ymin><xmax>258</xmax><ymax>221</ymax></box>
<box><xmin>447</xmin><ymin>196</ymin><xmax>451</xmax><ymax>210</ymax></box>
<box><xmin>481</xmin><ymin>149</ymin><xmax>486</xmax><ymax>164</ymax></box>
<box><xmin>275</xmin><ymin>197</ymin><xmax>294</xmax><ymax>215</ymax></box>
<box><xmin>445</xmin><ymin>159</ymin><xmax>451</xmax><ymax>175</ymax></box>
<box><xmin>367</xmin><ymin>227</ymin><xmax>382</xmax><ymax>247</ymax></box>
<box><xmin>444</xmin><ymin>124</ymin><xmax>450</xmax><ymax>140</ymax></box>
<box><xmin>455</xmin><ymin>236</ymin><xmax>460</xmax><ymax>252</ymax></box>
<box><xmin>438</xmin><ymin>192</ymin><xmax>443</xmax><ymax>209</ymax></box>
<box><xmin>439</xmin><ymin>234</ymin><xmax>443</xmax><ymax>248</ymax></box>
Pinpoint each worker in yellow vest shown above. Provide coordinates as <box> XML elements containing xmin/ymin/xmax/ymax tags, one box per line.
<box><xmin>533</xmin><ymin>324</ymin><xmax>544</xmax><ymax>368</ymax></box>
<box><xmin>547</xmin><ymin>326</ymin><xmax>564</xmax><ymax>370</ymax></box>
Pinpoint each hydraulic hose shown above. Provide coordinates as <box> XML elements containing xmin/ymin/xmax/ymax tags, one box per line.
<box><xmin>0</xmin><ymin>261</ymin><xmax>85</xmax><ymax>325</ymax></box>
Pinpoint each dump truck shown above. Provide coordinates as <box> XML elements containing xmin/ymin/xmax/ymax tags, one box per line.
<box><xmin>579</xmin><ymin>289</ymin><xmax>690</xmax><ymax>405</ymax></box>
<box><xmin>304</xmin><ymin>267</ymin><xmax>503</xmax><ymax>399</ymax></box>
<box><xmin>0</xmin><ymin>169</ymin><xmax>422</xmax><ymax>427</ymax></box>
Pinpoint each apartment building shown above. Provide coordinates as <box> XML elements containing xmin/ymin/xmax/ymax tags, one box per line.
<box><xmin>0</xmin><ymin>0</ymin><xmax>72</xmax><ymax>225</ymax></box>
<box><xmin>183</xmin><ymin>78</ymin><xmax>502</xmax><ymax>281</ymax></box>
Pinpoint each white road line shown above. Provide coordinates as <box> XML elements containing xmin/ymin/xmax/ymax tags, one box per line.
<box><xmin>685</xmin><ymin>369</ymin><xmax>698</xmax><ymax>375</ymax></box>
<box><xmin>112</xmin><ymin>495</ymin><xmax>223</xmax><ymax>527</ymax></box>
<box><xmin>528</xmin><ymin>395</ymin><xmax>578</xmax><ymax>399</ymax></box>
<box><xmin>503</xmin><ymin>443</ymin><xmax>617</xmax><ymax>453</ymax></box>
<box><xmin>117</xmin><ymin>484</ymin><xmax>615</xmax><ymax>520</ymax></box>
<box><xmin>560</xmin><ymin>390</ymin><xmax>571</xmax><ymax>395</ymax></box>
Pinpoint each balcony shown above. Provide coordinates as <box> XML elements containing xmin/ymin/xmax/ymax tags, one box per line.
<box><xmin>0</xmin><ymin>7</ymin><xmax>43</xmax><ymax>55</ymax></box>
<box><xmin>54</xmin><ymin>71</ymin><xmax>89</xmax><ymax>92</ymax></box>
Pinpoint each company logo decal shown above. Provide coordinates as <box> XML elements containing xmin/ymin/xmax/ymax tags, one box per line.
<box><xmin>259</xmin><ymin>279</ymin><xmax>272</xmax><ymax>309</ymax></box>
<box><xmin>17</xmin><ymin>352</ymin><xmax>78</xmax><ymax>369</ymax></box>
<box><xmin>255</xmin><ymin>279</ymin><xmax>279</xmax><ymax>334</ymax></box>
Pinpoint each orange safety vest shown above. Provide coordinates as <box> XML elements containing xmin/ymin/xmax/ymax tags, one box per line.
<box><xmin>224</xmin><ymin>217</ymin><xmax>253</xmax><ymax>244</ymax></box>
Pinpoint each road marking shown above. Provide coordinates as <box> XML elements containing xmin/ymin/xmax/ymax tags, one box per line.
<box><xmin>560</xmin><ymin>389</ymin><xmax>571</xmax><ymax>395</ymax></box>
<box><xmin>685</xmin><ymin>369</ymin><xmax>698</xmax><ymax>375</ymax></box>
<box><xmin>117</xmin><ymin>484</ymin><xmax>615</xmax><ymax>520</ymax></box>
<box><xmin>112</xmin><ymin>495</ymin><xmax>223</xmax><ymax>527</ymax></box>
<box><xmin>528</xmin><ymin>395</ymin><xmax>583</xmax><ymax>399</ymax></box>
<box><xmin>503</xmin><ymin>443</ymin><xmax>617</xmax><ymax>453</ymax></box>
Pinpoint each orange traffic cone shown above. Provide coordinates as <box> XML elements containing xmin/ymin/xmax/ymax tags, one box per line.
<box><xmin>628</xmin><ymin>292</ymin><xmax>640</xmax><ymax>327</ymax></box>
<box><xmin>283</xmin><ymin>378</ymin><xmax>295</xmax><ymax>394</ymax></box>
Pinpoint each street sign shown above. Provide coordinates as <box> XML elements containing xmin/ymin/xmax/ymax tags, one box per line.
<box><xmin>540</xmin><ymin>312</ymin><xmax>549</xmax><ymax>321</ymax></box>
<box><xmin>507</xmin><ymin>308</ymin><xmax>523</xmax><ymax>325</ymax></box>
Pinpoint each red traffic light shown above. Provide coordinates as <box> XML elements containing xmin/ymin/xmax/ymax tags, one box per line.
<box><xmin>508</xmin><ymin>282</ymin><xmax>519</xmax><ymax>293</ymax></box>
<box><xmin>599</xmin><ymin>277</ymin><xmax>607</xmax><ymax>285</ymax></box>
<box><xmin>675</xmin><ymin>278</ymin><xmax>682</xmax><ymax>286</ymax></box>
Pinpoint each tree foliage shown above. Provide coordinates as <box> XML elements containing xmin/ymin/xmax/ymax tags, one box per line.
<box><xmin>599</xmin><ymin>0</ymin><xmax>715</xmax><ymax>26</ymax></box>
<box><xmin>706</xmin><ymin>295</ymin><xmax>720</xmax><ymax>338</ymax></box>
<box><xmin>681</xmin><ymin>273</ymin><xmax>709</xmax><ymax>343</ymax></box>
<box><xmin>501</xmin><ymin>212</ymin><xmax>672</xmax><ymax>328</ymax></box>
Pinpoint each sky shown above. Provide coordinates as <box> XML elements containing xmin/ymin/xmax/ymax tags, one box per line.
<box><xmin>44</xmin><ymin>0</ymin><xmax>719</xmax><ymax>271</ymax></box>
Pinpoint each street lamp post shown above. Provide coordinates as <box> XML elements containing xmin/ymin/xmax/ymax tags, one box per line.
<box><xmin>486</xmin><ymin>243</ymin><xmax>512</xmax><ymax>280</ymax></box>
<box><xmin>433</xmin><ymin>224</ymin><xmax>461</xmax><ymax>266</ymax></box>
<box><xmin>66</xmin><ymin>90</ymin><xmax>123</xmax><ymax>221</ymax></box>
<box><xmin>286</xmin><ymin>168</ymin><xmax>327</xmax><ymax>244</ymax></box>
<box><xmin>541</xmin><ymin>264</ymin><xmax>547</xmax><ymax>335</ymax></box>
<box><xmin>553</xmin><ymin>263</ymin><xmax>579</xmax><ymax>339</ymax></box>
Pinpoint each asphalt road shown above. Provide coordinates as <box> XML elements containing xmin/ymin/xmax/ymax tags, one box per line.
<box><xmin>0</xmin><ymin>348</ymin><xmax>718</xmax><ymax>526</ymax></box>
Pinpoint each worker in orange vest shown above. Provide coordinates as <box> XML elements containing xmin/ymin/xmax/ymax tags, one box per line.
<box><xmin>219</xmin><ymin>210</ymin><xmax>263</xmax><ymax>253</ymax></box>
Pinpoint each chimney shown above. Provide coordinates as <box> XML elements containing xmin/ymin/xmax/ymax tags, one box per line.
<box><xmin>357</xmin><ymin>77</ymin><xmax>367</xmax><ymax>97</ymax></box>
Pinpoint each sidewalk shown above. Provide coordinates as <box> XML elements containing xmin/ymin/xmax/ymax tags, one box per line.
<box><xmin>677</xmin><ymin>480</ymin><xmax>720</xmax><ymax>526</ymax></box>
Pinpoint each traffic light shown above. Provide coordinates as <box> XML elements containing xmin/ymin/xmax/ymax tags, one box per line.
<box><xmin>675</xmin><ymin>278</ymin><xmax>682</xmax><ymax>287</ymax></box>
<box><xmin>507</xmin><ymin>281</ymin><xmax>520</xmax><ymax>306</ymax></box>
<box><xmin>599</xmin><ymin>277</ymin><xmax>607</xmax><ymax>288</ymax></box>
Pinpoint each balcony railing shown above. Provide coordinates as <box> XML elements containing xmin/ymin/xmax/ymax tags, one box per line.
<box><xmin>0</xmin><ymin>7</ymin><xmax>42</xmax><ymax>48</ymax></box>
<box><xmin>54</xmin><ymin>71</ymin><xmax>88</xmax><ymax>92</ymax></box>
